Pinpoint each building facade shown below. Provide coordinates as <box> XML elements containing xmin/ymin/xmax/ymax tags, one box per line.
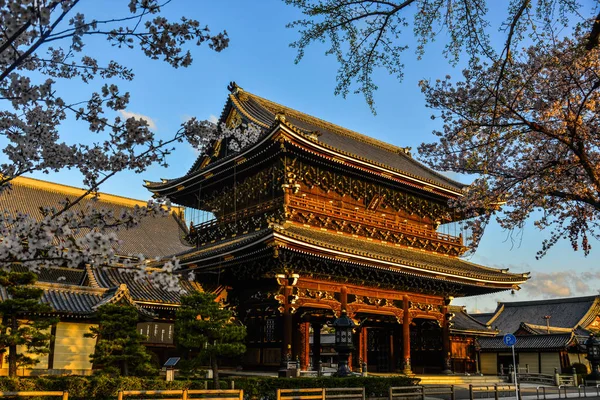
<box><xmin>145</xmin><ymin>83</ymin><xmax>529</xmax><ymax>373</ymax></box>
<box><xmin>0</xmin><ymin>177</ymin><xmax>201</xmax><ymax>376</ymax></box>
<box><xmin>472</xmin><ymin>296</ymin><xmax>598</xmax><ymax>375</ymax></box>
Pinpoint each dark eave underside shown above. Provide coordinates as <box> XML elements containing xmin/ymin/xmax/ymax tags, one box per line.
<box><xmin>172</xmin><ymin>224</ymin><xmax>527</xmax><ymax>292</ymax></box>
<box><xmin>275</xmin><ymin>224</ymin><xmax>527</xmax><ymax>285</ymax></box>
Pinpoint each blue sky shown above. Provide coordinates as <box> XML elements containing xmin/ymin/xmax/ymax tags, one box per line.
<box><xmin>17</xmin><ymin>0</ymin><xmax>600</xmax><ymax>312</ymax></box>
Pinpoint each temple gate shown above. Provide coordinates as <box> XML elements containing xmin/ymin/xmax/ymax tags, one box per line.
<box><xmin>146</xmin><ymin>83</ymin><xmax>529</xmax><ymax>373</ymax></box>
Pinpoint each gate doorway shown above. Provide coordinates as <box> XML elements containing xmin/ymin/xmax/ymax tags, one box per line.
<box><xmin>367</xmin><ymin>328</ymin><xmax>392</xmax><ymax>372</ymax></box>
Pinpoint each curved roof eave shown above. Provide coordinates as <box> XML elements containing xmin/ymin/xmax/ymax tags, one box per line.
<box><xmin>145</xmin><ymin>121</ymin><xmax>465</xmax><ymax>198</ymax></box>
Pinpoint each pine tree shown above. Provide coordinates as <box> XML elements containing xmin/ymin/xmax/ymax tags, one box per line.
<box><xmin>85</xmin><ymin>303</ymin><xmax>157</xmax><ymax>376</ymax></box>
<box><xmin>175</xmin><ymin>292</ymin><xmax>246</xmax><ymax>387</ymax></box>
<box><xmin>0</xmin><ymin>271</ymin><xmax>57</xmax><ymax>377</ymax></box>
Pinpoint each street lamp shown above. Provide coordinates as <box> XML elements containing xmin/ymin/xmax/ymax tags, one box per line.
<box><xmin>332</xmin><ymin>310</ymin><xmax>356</xmax><ymax>377</ymax></box>
<box><xmin>586</xmin><ymin>334</ymin><xmax>600</xmax><ymax>381</ymax></box>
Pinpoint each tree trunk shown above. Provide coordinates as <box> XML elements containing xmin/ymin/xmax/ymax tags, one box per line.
<box><xmin>212</xmin><ymin>357</ymin><xmax>219</xmax><ymax>389</ymax></box>
<box><xmin>122</xmin><ymin>360</ymin><xmax>129</xmax><ymax>376</ymax></box>
<box><xmin>8</xmin><ymin>316</ymin><xmax>17</xmax><ymax>377</ymax></box>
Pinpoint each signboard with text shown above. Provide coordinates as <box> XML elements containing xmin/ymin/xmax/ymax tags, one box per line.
<box><xmin>137</xmin><ymin>322</ymin><xmax>174</xmax><ymax>345</ymax></box>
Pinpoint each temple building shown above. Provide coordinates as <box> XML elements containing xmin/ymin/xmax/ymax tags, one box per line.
<box><xmin>0</xmin><ymin>177</ymin><xmax>202</xmax><ymax>376</ymax></box>
<box><xmin>471</xmin><ymin>296</ymin><xmax>597</xmax><ymax>375</ymax></box>
<box><xmin>145</xmin><ymin>83</ymin><xmax>530</xmax><ymax>374</ymax></box>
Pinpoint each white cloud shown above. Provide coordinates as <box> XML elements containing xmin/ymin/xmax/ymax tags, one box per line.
<box><xmin>521</xmin><ymin>270</ymin><xmax>600</xmax><ymax>299</ymax></box>
<box><xmin>208</xmin><ymin>114</ymin><xmax>219</xmax><ymax>124</ymax></box>
<box><xmin>118</xmin><ymin>110</ymin><xmax>157</xmax><ymax>130</ymax></box>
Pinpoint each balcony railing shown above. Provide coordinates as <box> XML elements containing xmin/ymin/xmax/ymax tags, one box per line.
<box><xmin>192</xmin><ymin>198</ymin><xmax>283</xmax><ymax>232</ymax></box>
<box><xmin>190</xmin><ymin>195</ymin><xmax>462</xmax><ymax>248</ymax></box>
<box><xmin>288</xmin><ymin>195</ymin><xmax>462</xmax><ymax>246</ymax></box>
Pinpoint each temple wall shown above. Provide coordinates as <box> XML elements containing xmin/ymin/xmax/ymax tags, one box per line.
<box><xmin>480</xmin><ymin>353</ymin><xmax>497</xmax><ymax>375</ymax></box>
<box><xmin>540</xmin><ymin>352</ymin><xmax>561</xmax><ymax>374</ymax></box>
<box><xmin>52</xmin><ymin>322</ymin><xmax>97</xmax><ymax>371</ymax></box>
<box><xmin>519</xmin><ymin>352</ymin><xmax>539</xmax><ymax>373</ymax></box>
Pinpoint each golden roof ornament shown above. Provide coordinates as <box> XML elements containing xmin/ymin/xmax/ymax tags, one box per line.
<box><xmin>227</xmin><ymin>81</ymin><xmax>243</xmax><ymax>95</ymax></box>
<box><xmin>275</xmin><ymin>111</ymin><xmax>286</xmax><ymax>123</ymax></box>
<box><xmin>307</xmin><ymin>130</ymin><xmax>321</xmax><ymax>140</ymax></box>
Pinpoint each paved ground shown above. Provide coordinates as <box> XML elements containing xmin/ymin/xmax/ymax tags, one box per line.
<box><xmin>422</xmin><ymin>383</ymin><xmax>600</xmax><ymax>400</ymax></box>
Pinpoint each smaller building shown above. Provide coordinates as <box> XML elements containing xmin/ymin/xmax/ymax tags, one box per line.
<box><xmin>470</xmin><ymin>296</ymin><xmax>597</xmax><ymax>375</ymax></box>
<box><xmin>448</xmin><ymin>306</ymin><xmax>497</xmax><ymax>374</ymax></box>
<box><xmin>0</xmin><ymin>177</ymin><xmax>202</xmax><ymax>376</ymax></box>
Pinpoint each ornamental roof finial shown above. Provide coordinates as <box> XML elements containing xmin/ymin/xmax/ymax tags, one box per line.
<box><xmin>227</xmin><ymin>81</ymin><xmax>243</xmax><ymax>94</ymax></box>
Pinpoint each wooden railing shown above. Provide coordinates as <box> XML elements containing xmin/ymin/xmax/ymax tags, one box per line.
<box><xmin>117</xmin><ymin>389</ymin><xmax>243</xmax><ymax>400</ymax></box>
<box><xmin>192</xmin><ymin>198</ymin><xmax>283</xmax><ymax>232</ymax></box>
<box><xmin>389</xmin><ymin>386</ymin><xmax>424</xmax><ymax>400</ymax></box>
<box><xmin>276</xmin><ymin>387</ymin><xmax>365</xmax><ymax>400</ymax></box>
<box><xmin>289</xmin><ymin>196</ymin><xmax>462</xmax><ymax>245</ymax></box>
<box><xmin>325</xmin><ymin>387</ymin><xmax>365</xmax><ymax>400</ymax></box>
<box><xmin>0</xmin><ymin>392</ymin><xmax>68</xmax><ymax>399</ymax></box>
<box><xmin>277</xmin><ymin>388</ymin><xmax>325</xmax><ymax>400</ymax></box>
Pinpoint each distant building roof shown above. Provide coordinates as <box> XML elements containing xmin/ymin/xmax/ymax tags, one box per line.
<box><xmin>0</xmin><ymin>268</ymin><xmax>203</xmax><ymax>317</ymax></box>
<box><xmin>0</xmin><ymin>281</ymin><xmax>157</xmax><ymax>318</ymax></box>
<box><xmin>469</xmin><ymin>312</ymin><xmax>495</xmax><ymax>325</ymax></box>
<box><xmin>450</xmin><ymin>306</ymin><xmax>496</xmax><ymax>335</ymax></box>
<box><xmin>472</xmin><ymin>295</ymin><xmax>600</xmax><ymax>335</ymax></box>
<box><xmin>477</xmin><ymin>333</ymin><xmax>575</xmax><ymax>351</ymax></box>
<box><xmin>91</xmin><ymin>266</ymin><xmax>202</xmax><ymax>305</ymax></box>
<box><xmin>1</xmin><ymin>176</ymin><xmax>193</xmax><ymax>258</ymax></box>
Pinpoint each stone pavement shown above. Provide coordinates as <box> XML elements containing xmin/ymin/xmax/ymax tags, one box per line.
<box><xmin>423</xmin><ymin>383</ymin><xmax>600</xmax><ymax>400</ymax></box>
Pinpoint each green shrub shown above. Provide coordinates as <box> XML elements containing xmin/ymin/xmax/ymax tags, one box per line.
<box><xmin>572</xmin><ymin>362</ymin><xmax>588</xmax><ymax>375</ymax></box>
<box><xmin>0</xmin><ymin>374</ymin><xmax>418</xmax><ymax>399</ymax></box>
<box><xmin>230</xmin><ymin>376</ymin><xmax>419</xmax><ymax>400</ymax></box>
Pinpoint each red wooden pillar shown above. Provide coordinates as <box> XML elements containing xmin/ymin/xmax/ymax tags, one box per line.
<box><xmin>298</xmin><ymin>321</ymin><xmax>310</xmax><ymax>370</ymax></box>
<box><xmin>359</xmin><ymin>326</ymin><xmax>368</xmax><ymax>368</ymax></box>
<box><xmin>442</xmin><ymin>302</ymin><xmax>452</xmax><ymax>374</ymax></box>
<box><xmin>402</xmin><ymin>295</ymin><xmax>412</xmax><ymax>374</ymax></box>
<box><xmin>282</xmin><ymin>285</ymin><xmax>293</xmax><ymax>362</ymax></box>
<box><xmin>340</xmin><ymin>286</ymin><xmax>351</xmax><ymax>370</ymax></box>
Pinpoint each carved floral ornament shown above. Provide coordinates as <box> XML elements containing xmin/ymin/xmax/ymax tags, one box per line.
<box><xmin>285</xmin><ymin>159</ymin><xmax>453</xmax><ymax>222</ymax></box>
<box><xmin>271</xmin><ymin>276</ymin><xmax>444</xmax><ymax>324</ymax></box>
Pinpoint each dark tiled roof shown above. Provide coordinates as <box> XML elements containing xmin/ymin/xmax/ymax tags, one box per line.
<box><xmin>30</xmin><ymin>283</ymin><xmax>155</xmax><ymax>317</ymax></box>
<box><xmin>478</xmin><ymin>334</ymin><xmax>574</xmax><ymax>351</ymax></box>
<box><xmin>12</xmin><ymin>265</ymin><xmax>85</xmax><ymax>285</ymax></box>
<box><xmin>147</xmin><ymin>85</ymin><xmax>465</xmax><ymax>194</ymax></box>
<box><xmin>2</xmin><ymin>277</ymin><xmax>195</xmax><ymax>317</ymax></box>
<box><xmin>1</xmin><ymin>177</ymin><xmax>192</xmax><ymax>259</ymax></box>
<box><xmin>276</xmin><ymin>224</ymin><xmax>527</xmax><ymax>284</ymax></box>
<box><xmin>38</xmin><ymin>283</ymin><xmax>106</xmax><ymax>315</ymax></box>
<box><xmin>92</xmin><ymin>266</ymin><xmax>202</xmax><ymax>305</ymax></box>
<box><xmin>470</xmin><ymin>312</ymin><xmax>495</xmax><ymax>325</ymax></box>
<box><xmin>450</xmin><ymin>306</ymin><xmax>495</xmax><ymax>334</ymax></box>
<box><xmin>168</xmin><ymin>229</ymin><xmax>273</xmax><ymax>266</ymax></box>
<box><xmin>485</xmin><ymin>296</ymin><xmax>600</xmax><ymax>334</ymax></box>
<box><xmin>232</xmin><ymin>89</ymin><xmax>464</xmax><ymax>192</ymax></box>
